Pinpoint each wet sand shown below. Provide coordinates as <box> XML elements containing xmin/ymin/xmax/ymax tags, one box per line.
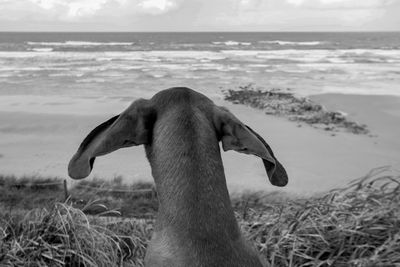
<box><xmin>0</xmin><ymin>93</ymin><xmax>399</xmax><ymax>195</ymax></box>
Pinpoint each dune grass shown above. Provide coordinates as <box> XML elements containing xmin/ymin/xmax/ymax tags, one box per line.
<box><xmin>1</xmin><ymin>167</ymin><xmax>399</xmax><ymax>266</ymax></box>
<box><xmin>0</xmin><ymin>203</ymin><xmax>133</xmax><ymax>266</ymax></box>
<box><xmin>0</xmin><ymin>175</ymin><xmax>66</xmax><ymax>212</ymax></box>
<box><xmin>240</xmin><ymin>167</ymin><xmax>400</xmax><ymax>266</ymax></box>
<box><xmin>0</xmin><ymin>175</ymin><xmax>157</xmax><ymax>218</ymax></box>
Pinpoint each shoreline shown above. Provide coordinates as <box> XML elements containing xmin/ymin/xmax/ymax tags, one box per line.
<box><xmin>0</xmin><ymin>92</ymin><xmax>399</xmax><ymax>195</ymax></box>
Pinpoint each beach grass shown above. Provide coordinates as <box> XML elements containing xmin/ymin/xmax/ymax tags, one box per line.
<box><xmin>240</xmin><ymin>166</ymin><xmax>400</xmax><ymax>266</ymax></box>
<box><xmin>0</xmin><ymin>175</ymin><xmax>157</xmax><ymax>218</ymax></box>
<box><xmin>1</xmin><ymin>167</ymin><xmax>399</xmax><ymax>266</ymax></box>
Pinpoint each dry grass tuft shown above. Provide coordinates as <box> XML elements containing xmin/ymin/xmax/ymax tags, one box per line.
<box><xmin>0</xmin><ymin>202</ymin><xmax>150</xmax><ymax>267</ymax></box>
<box><xmin>239</xmin><ymin>166</ymin><xmax>400</xmax><ymax>266</ymax></box>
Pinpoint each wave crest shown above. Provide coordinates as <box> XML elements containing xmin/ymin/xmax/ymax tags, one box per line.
<box><xmin>26</xmin><ymin>41</ymin><xmax>134</xmax><ymax>46</ymax></box>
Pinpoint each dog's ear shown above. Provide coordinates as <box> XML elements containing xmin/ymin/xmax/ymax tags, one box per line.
<box><xmin>68</xmin><ymin>99</ymin><xmax>155</xmax><ymax>179</ymax></box>
<box><xmin>213</xmin><ymin>106</ymin><xmax>288</xmax><ymax>187</ymax></box>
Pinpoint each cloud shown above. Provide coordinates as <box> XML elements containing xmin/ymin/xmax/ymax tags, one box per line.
<box><xmin>66</xmin><ymin>1</ymin><xmax>108</xmax><ymax>18</ymax></box>
<box><xmin>203</xmin><ymin>0</ymin><xmax>399</xmax><ymax>31</ymax></box>
<box><xmin>286</xmin><ymin>0</ymin><xmax>395</xmax><ymax>9</ymax></box>
<box><xmin>239</xmin><ymin>0</ymin><xmax>262</xmax><ymax>8</ymax></box>
<box><xmin>139</xmin><ymin>0</ymin><xmax>180</xmax><ymax>14</ymax></box>
<box><xmin>0</xmin><ymin>0</ymin><xmax>181</xmax><ymax>21</ymax></box>
<box><xmin>0</xmin><ymin>0</ymin><xmax>398</xmax><ymax>31</ymax></box>
<box><xmin>29</xmin><ymin>0</ymin><xmax>59</xmax><ymax>10</ymax></box>
<box><xmin>286</xmin><ymin>0</ymin><xmax>305</xmax><ymax>6</ymax></box>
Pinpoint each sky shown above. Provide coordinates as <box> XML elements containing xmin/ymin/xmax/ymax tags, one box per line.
<box><xmin>0</xmin><ymin>0</ymin><xmax>399</xmax><ymax>31</ymax></box>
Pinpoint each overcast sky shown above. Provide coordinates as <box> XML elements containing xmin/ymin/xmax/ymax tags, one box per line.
<box><xmin>0</xmin><ymin>0</ymin><xmax>399</xmax><ymax>31</ymax></box>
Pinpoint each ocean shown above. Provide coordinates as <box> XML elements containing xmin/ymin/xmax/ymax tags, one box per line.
<box><xmin>0</xmin><ymin>32</ymin><xmax>399</xmax><ymax>114</ymax></box>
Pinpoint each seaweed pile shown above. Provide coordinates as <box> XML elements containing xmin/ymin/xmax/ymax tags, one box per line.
<box><xmin>224</xmin><ymin>85</ymin><xmax>369</xmax><ymax>135</ymax></box>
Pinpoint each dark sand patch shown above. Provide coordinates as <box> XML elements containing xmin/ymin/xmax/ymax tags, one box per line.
<box><xmin>223</xmin><ymin>84</ymin><xmax>369</xmax><ymax>135</ymax></box>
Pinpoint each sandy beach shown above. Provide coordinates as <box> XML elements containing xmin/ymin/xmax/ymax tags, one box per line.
<box><xmin>0</xmin><ymin>92</ymin><xmax>399</xmax><ymax>195</ymax></box>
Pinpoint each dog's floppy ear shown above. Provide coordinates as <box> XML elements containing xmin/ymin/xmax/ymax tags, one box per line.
<box><xmin>213</xmin><ymin>106</ymin><xmax>288</xmax><ymax>187</ymax></box>
<box><xmin>68</xmin><ymin>99</ymin><xmax>156</xmax><ymax>179</ymax></box>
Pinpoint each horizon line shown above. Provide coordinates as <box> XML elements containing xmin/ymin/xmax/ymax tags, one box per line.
<box><xmin>0</xmin><ymin>30</ymin><xmax>399</xmax><ymax>33</ymax></box>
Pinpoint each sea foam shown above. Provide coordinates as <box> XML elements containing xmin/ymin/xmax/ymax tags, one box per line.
<box><xmin>213</xmin><ymin>41</ymin><xmax>252</xmax><ymax>46</ymax></box>
<box><xmin>27</xmin><ymin>41</ymin><xmax>134</xmax><ymax>46</ymax></box>
<box><xmin>259</xmin><ymin>40</ymin><xmax>325</xmax><ymax>46</ymax></box>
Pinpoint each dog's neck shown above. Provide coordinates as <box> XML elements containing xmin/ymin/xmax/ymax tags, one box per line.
<box><xmin>145</xmin><ymin>112</ymin><xmax>241</xmax><ymax>242</ymax></box>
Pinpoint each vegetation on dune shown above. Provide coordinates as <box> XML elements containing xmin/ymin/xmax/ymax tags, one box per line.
<box><xmin>0</xmin><ymin>203</ymin><xmax>139</xmax><ymax>267</ymax></box>
<box><xmin>1</xmin><ymin>167</ymin><xmax>399</xmax><ymax>266</ymax></box>
<box><xmin>0</xmin><ymin>175</ymin><xmax>66</xmax><ymax>212</ymax></box>
<box><xmin>223</xmin><ymin>84</ymin><xmax>369</xmax><ymax>135</ymax></box>
<box><xmin>240</xmin><ymin>167</ymin><xmax>400</xmax><ymax>266</ymax></box>
<box><xmin>0</xmin><ymin>175</ymin><xmax>157</xmax><ymax>218</ymax></box>
<box><xmin>71</xmin><ymin>177</ymin><xmax>157</xmax><ymax>218</ymax></box>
